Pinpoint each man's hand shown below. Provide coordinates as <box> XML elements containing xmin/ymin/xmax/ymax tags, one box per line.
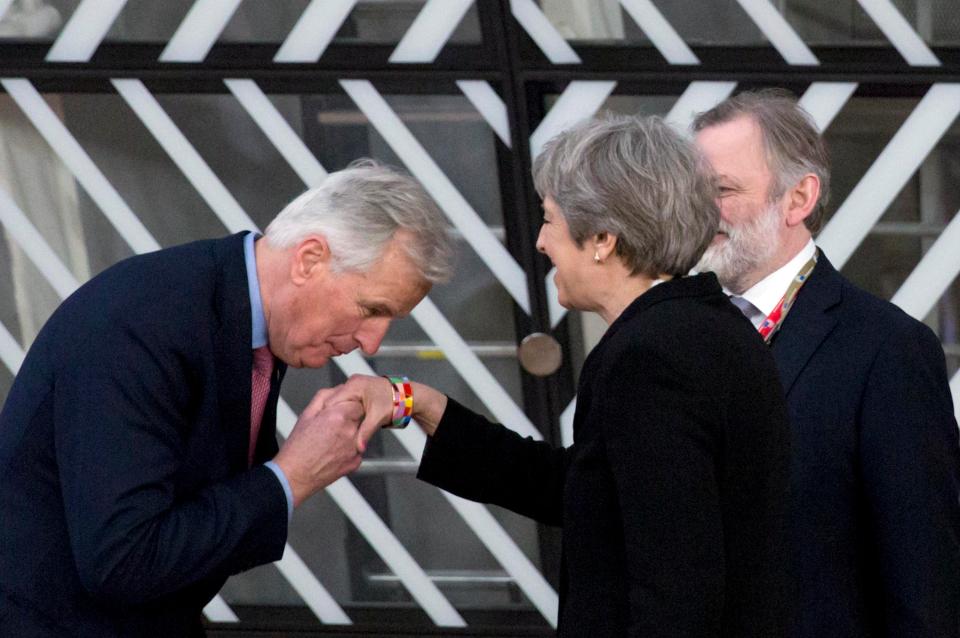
<box><xmin>272</xmin><ymin>391</ymin><xmax>364</xmax><ymax>507</ymax></box>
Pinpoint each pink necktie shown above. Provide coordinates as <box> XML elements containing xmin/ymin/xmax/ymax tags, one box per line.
<box><xmin>249</xmin><ymin>346</ymin><xmax>274</xmax><ymax>466</ymax></box>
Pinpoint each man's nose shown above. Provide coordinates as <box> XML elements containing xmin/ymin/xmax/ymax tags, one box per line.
<box><xmin>356</xmin><ymin>318</ymin><xmax>391</xmax><ymax>356</ymax></box>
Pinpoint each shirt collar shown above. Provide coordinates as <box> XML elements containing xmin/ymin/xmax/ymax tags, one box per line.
<box><xmin>737</xmin><ymin>238</ymin><xmax>817</xmax><ymax>318</ymax></box>
<box><xmin>244</xmin><ymin>232</ymin><xmax>268</xmax><ymax>349</ymax></box>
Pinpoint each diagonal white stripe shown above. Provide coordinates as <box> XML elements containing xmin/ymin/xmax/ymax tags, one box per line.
<box><xmin>274</xmin><ymin>0</ymin><xmax>357</xmax><ymax>63</ymax></box>
<box><xmin>390</xmin><ymin>0</ymin><xmax>474</xmax><ymax>63</ymax></box>
<box><xmin>951</xmin><ymin>370</ymin><xmax>960</xmax><ymax>426</ymax></box>
<box><xmin>798</xmin><ymin>82</ymin><xmax>858</xmax><ymax>132</ymax></box>
<box><xmin>112</xmin><ymin>79</ymin><xmax>253</xmax><ymax>233</ymax></box>
<box><xmin>224</xmin><ymin>79</ymin><xmax>328</xmax><ymax>187</ymax></box>
<box><xmin>0</xmin><ymin>319</ymin><xmax>24</xmax><ymax>375</ymax></box>
<box><xmin>273</xmin><ymin>544</ymin><xmax>351</xmax><ymax>624</ymax></box>
<box><xmin>509</xmin><ymin>0</ymin><xmax>581</xmax><ymax>64</ymax></box>
<box><xmin>456</xmin><ymin>80</ymin><xmax>512</xmax><ymax>147</ymax></box>
<box><xmin>274</xmin><ymin>402</ymin><xmax>466</xmax><ymax>626</ymax></box>
<box><xmin>560</xmin><ymin>396</ymin><xmax>576</xmax><ymax>448</ymax></box>
<box><xmin>202</xmin><ymin>595</ymin><xmax>239</xmax><ymax>623</ymax></box>
<box><xmin>734</xmin><ymin>0</ymin><xmax>818</xmax><ymax>65</ymax></box>
<box><xmin>45</xmin><ymin>0</ymin><xmax>129</xmax><ymax>62</ymax></box>
<box><xmin>818</xmin><ymin>84</ymin><xmax>960</xmax><ymax>268</ymax></box>
<box><xmin>0</xmin><ymin>0</ymin><xmax>15</xmax><ymax>23</ymax></box>
<box><xmin>665</xmin><ymin>81</ymin><xmax>738</xmax><ymax>131</ymax></box>
<box><xmin>411</xmin><ymin>299</ymin><xmax>539</xmax><ymax>439</ymax></box>
<box><xmin>340</xmin><ymin>79</ymin><xmax>530</xmax><ymax>314</ymax></box>
<box><xmin>546</xmin><ymin>267</ymin><xmax>564</xmax><ymax>328</ymax></box>
<box><xmin>2</xmin><ymin>79</ymin><xmax>160</xmax><ymax>255</ymax></box>
<box><xmin>857</xmin><ymin>0</ymin><xmax>940</xmax><ymax>66</ymax></box>
<box><xmin>114</xmin><ymin>80</ymin><xmax>459</xmax><ymax>624</ymax></box>
<box><xmin>0</xmin><ymin>186</ymin><xmax>79</xmax><ymax>298</ymax></box>
<box><xmin>891</xmin><ymin>209</ymin><xmax>960</xmax><ymax>321</ymax></box>
<box><xmin>618</xmin><ymin>0</ymin><xmax>699</xmax><ymax>64</ymax></box>
<box><xmin>530</xmin><ymin>80</ymin><xmax>617</xmax><ymax>160</ymax></box>
<box><xmin>160</xmin><ymin>0</ymin><xmax>243</xmax><ymax>62</ymax></box>
<box><xmin>332</xmin><ymin>353</ymin><xmax>559</xmax><ymax>627</ymax></box>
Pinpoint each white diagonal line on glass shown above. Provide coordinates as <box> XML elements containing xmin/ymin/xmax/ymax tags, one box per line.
<box><xmin>665</xmin><ymin>81</ymin><xmax>738</xmax><ymax>131</ymax></box>
<box><xmin>734</xmin><ymin>0</ymin><xmax>818</xmax><ymax>65</ymax></box>
<box><xmin>0</xmin><ymin>0</ymin><xmax>15</xmax><ymax>23</ymax></box>
<box><xmin>509</xmin><ymin>0</ymin><xmax>581</xmax><ymax>64</ymax></box>
<box><xmin>113</xmin><ymin>80</ymin><xmax>459</xmax><ymax>625</ymax></box>
<box><xmin>0</xmin><ymin>182</ymin><xmax>322</xmax><ymax>629</ymax></box>
<box><xmin>340</xmin><ymin>79</ymin><xmax>530</xmax><ymax>314</ymax></box>
<box><xmin>224</xmin><ymin>79</ymin><xmax>328</xmax><ymax>187</ymax></box>
<box><xmin>891</xmin><ymin>209</ymin><xmax>960</xmax><ymax>321</ymax></box>
<box><xmin>951</xmin><ymin>371</ymin><xmax>960</xmax><ymax>426</ymax></box>
<box><xmin>618</xmin><ymin>0</ymin><xmax>698</xmax><ymax>64</ymax></box>
<box><xmin>798</xmin><ymin>82</ymin><xmax>857</xmax><ymax>132</ymax></box>
<box><xmin>390</xmin><ymin>0</ymin><xmax>474</xmax><ymax>63</ymax></box>
<box><xmin>0</xmin><ymin>186</ymin><xmax>79</xmax><ymax>298</ymax></box>
<box><xmin>45</xmin><ymin>0</ymin><xmax>129</xmax><ymax>62</ymax></box>
<box><xmin>112</xmin><ymin>79</ymin><xmax>253</xmax><ymax>233</ymax></box>
<box><xmin>818</xmin><ymin>84</ymin><xmax>960</xmax><ymax>268</ymax></box>
<box><xmin>275</xmin><ymin>0</ymin><xmax>357</xmax><ymax>62</ymax></box>
<box><xmin>0</xmin><ymin>319</ymin><xmax>24</xmax><ymax>374</ymax></box>
<box><xmin>560</xmin><ymin>396</ymin><xmax>576</xmax><ymax>447</ymax></box>
<box><xmin>272</xmin><ymin>544</ymin><xmax>351</xmax><ymax>624</ymax></box>
<box><xmin>274</xmin><ymin>402</ymin><xmax>466</xmax><ymax>626</ymax></box>
<box><xmin>2</xmin><ymin>79</ymin><xmax>159</xmax><ymax>254</ymax></box>
<box><xmin>530</xmin><ymin>81</ymin><xmax>617</xmax><ymax>160</ymax></box>
<box><xmin>332</xmin><ymin>353</ymin><xmax>559</xmax><ymax>628</ymax></box>
<box><xmin>456</xmin><ymin>80</ymin><xmax>511</xmax><ymax>147</ymax></box>
<box><xmin>202</xmin><ymin>595</ymin><xmax>239</xmax><ymax>623</ymax></box>
<box><xmin>227</xmin><ymin>83</ymin><xmax>535</xmax><ymax>439</ymax></box>
<box><xmin>160</xmin><ymin>0</ymin><xmax>243</xmax><ymax>62</ymax></box>
<box><xmin>856</xmin><ymin>0</ymin><xmax>940</xmax><ymax>66</ymax></box>
<box><xmin>412</xmin><ymin>299</ymin><xmax>539</xmax><ymax>439</ymax></box>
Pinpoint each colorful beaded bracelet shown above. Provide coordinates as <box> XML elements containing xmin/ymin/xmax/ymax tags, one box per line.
<box><xmin>382</xmin><ymin>375</ymin><xmax>413</xmax><ymax>429</ymax></box>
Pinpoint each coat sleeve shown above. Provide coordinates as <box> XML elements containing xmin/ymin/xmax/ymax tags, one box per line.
<box><xmin>53</xmin><ymin>322</ymin><xmax>288</xmax><ymax>605</ymax></box>
<box><xmin>417</xmin><ymin>398</ymin><xmax>568</xmax><ymax>526</ymax></box>
<box><xmin>594</xmin><ymin>343</ymin><xmax>727</xmax><ymax>637</ymax></box>
<box><xmin>859</xmin><ymin>320</ymin><xmax>960</xmax><ymax>638</ymax></box>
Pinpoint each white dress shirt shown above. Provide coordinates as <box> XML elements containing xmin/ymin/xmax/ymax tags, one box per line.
<box><xmin>728</xmin><ymin>239</ymin><xmax>817</xmax><ymax>329</ymax></box>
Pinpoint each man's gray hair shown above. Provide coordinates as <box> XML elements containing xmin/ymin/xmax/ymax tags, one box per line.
<box><xmin>691</xmin><ymin>88</ymin><xmax>831</xmax><ymax>233</ymax></box>
<box><xmin>266</xmin><ymin>159</ymin><xmax>452</xmax><ymax>283</ymax></box>
<box><xmin>533</xmin><ymin>113</ymin><xmax>719</xmax><ymax>278</ymax></box>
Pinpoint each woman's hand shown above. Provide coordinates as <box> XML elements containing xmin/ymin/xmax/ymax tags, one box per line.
<box><xmin>323</xmin><ymin>374</ymin><xmax>448</xmax><ymax>453</ymax></box>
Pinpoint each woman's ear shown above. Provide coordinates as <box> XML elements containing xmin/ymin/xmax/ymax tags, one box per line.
<box><xmin>594</xmin><ymin>232</ymin><xmax>618</xmax><ymax>261</ymax></box>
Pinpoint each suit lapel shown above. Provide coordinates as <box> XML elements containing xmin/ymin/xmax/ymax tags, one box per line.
<box><xmin>771</xmin><ymin>252</ymin><xmax>843</xmax><ymax>396</ymax></box>
<box><xmin>212</xmin><ymin>233</ymin><xmax>255</xmax><ymax>473</ymax></box>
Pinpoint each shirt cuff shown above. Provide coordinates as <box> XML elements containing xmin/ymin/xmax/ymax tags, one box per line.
<box><xmin>264</xmin><ymin>460</ymin><xmax>294</xmax><ymax>524</ymax></box>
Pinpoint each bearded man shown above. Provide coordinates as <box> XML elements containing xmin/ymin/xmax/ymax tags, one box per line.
<box><xmin>693</xmin><ymin>89</ymin><xmax>960</xmax><ymax>638</ymax></box>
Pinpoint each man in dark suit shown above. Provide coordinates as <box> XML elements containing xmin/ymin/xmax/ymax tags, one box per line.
<box><xmin>0</xmin><ymin>161</ymin><xmax>452</xmax><ymax>637</ymax></box>
<box><xmin>693</xmin><ymin>89</ymin><xmax>960</xmax><ymax>638</ymax></box>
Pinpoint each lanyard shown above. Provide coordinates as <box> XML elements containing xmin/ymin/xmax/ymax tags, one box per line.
<box><xmin>758</xmin><ymin>253</ymin><xmax>818</xmax><ymax>344</ymax></box>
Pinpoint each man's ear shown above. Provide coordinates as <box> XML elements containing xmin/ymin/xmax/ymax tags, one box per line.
<box><xmin>594</xmin><ymin>231</ymin><xmax>618</xmax><ymax>261</ymax></box>
<box><xmin>291</xmin><ymin>235</ymin><xmax>331</xmax><ymax>285</ymax></box>
<box><xmin>785</xmin><ymin>174</ymin><xmax>820</xmax><ymax>228</ymax></box>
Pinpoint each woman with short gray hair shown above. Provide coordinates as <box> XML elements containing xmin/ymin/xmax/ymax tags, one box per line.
<box><xmin>330</xmin><ymin>114</ymin><xmax>792</xmax><ymax>637</ymax></box>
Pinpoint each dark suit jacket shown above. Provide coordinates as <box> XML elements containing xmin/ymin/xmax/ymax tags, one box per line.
<box><xmin>419</xmin><ymin>273</ymin><xmax>792</xmax><ymax>637</ymax></box>
<box><xmin>773</xmin><ymin>252</ymin><xmax>960</xmax><ymax>638</ymax></box>
<box><xmin>0</xmin><ymin>233</ymin><xmax>289</xmax><ymax>637</ymax></box>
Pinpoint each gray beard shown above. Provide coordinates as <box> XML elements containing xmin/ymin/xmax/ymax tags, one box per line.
<box><xmin>696</xmin><ymin>202</ymin><xmax>782</xmax><ymax>295</ymax></box>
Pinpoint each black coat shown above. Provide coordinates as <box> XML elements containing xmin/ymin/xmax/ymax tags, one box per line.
<box><xmin>773</xmin><ymin>253</ymin><xmax>960</xmax><ymax>638</ymax></box>
<box><xmin>0</xmin><ymin>233</ymin><xmax>288</xmax><ymax>637</ymax></box>
<box><xmin>419</xmin><ymin>273</ymin><xmax>792</xmax><ymax>637</ymax></box>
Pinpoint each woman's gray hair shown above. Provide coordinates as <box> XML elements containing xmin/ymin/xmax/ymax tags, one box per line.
<box><xmin>691</xmin><ymin>88</ymin><xmax>831</xmax><ymax>233</ymax></box>
<box><xmin>533</xmin><ymin>113</ymin><xmax>719</xmax><ymax>278</ymax></box>
<box><xmin>265</xmin><ymin>159</ymin><xmax>453</xmax><ymax>283</ymax></box>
